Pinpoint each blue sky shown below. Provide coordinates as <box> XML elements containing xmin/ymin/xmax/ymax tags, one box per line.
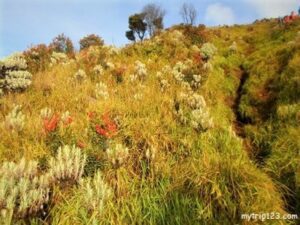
<box><xmin>0</xmin><ymin>0</ymin><xmax>299</xmax><ymax>58</ymax></box>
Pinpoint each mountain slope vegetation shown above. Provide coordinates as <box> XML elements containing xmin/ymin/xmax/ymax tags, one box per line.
<box><xmin>0</xmin><ymin>19</ymin><xmax>299</xmax><ymax>225</ymax></box>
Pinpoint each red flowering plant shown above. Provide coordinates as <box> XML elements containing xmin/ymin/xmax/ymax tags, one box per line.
<box><xmin>87</xmin><ymin>111</ymin><xmax>96</xmax><ymax>120</ymax></box>
<box><xmin>42</xmin><ymin>113</ymin><xmax>63</xmax><ymax>153</ymax></box>
<box><xmin>76</xmin><ymin>140</ymin><xmax>86</xmax><ymax>149</ymax></box>
<box><xmin>42</xmin><ymin>110</ymin><xmax>75</xmax><ymax>153</ymax></box>
<box><xmin>88</xmin><ymin>111</ymin><xmax>118</xmax><ymax>150</ymax></box>
<box><xmin>43</xmin><ymin>114</ymin><xmax>60</xmax><ymax>134</ymax></box>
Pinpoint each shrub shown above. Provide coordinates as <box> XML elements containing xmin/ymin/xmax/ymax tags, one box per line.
<box><xmin>79</xmin><ymin>34</ymin><xmax>104</xmax><ymax>51</ymax></box>
<box><xmin>0</xmin><ymin>145</ymin><xmax>88</xmax><ymax>223</ymax></box>
<box><xmin>172</xmin><ymin>61</ymin><xmax>186</xmax><ymax>83</ymax></box>
<box><xmin>0</xmin><ymin>158</ymin><xmax>50</xmax><ymax>223</ymax></box>
<box><xmin>175</xmin><ymin>92</ymin><xmax>214</xmax><ymax>131</ymax></box>
<box><xmin>182</xmin><ymin>25</ymin><xmax>207</xmax><ymax>45</ymax></box>
<box><xmin>190</xmin><ymin>108</ymin><xmax>214</xmax><ymax>131</ymax></box>
<box><xmin>5</xmin><ymin>71</ymin><xmax>32</xmax><ymax>91</ymax></box>
<box><xmin>200</xmin><ymin>43</ymin><xmax>217</xmax><ymax>60</ymax></box>
<box><xmin>24</xmin><ymin>44</ymin><xmax>52</xmax><ymax>73</ymax></box>
<box><xmin>49</xmin><ymin>52</ymin><xmax>69</xmax><ymax>67</ymax></box>
<box><xmin>1</xmin><ymin>52</ymin><xmax>27</xmax><ymax>70</ymax></box>
<box><xmin>77</xmin><ymin>46</ymin><xmax>107</xmax><ymax>70</ymax></box>
<box><xmin>49</xmin><ymin>33</ymin><xmax>74</xmax><ymax>56</ymax></box>
<box><xmin>0</xmin><ymin>53</ymin><xmax>32</xmax><ymax>93</ymax></box>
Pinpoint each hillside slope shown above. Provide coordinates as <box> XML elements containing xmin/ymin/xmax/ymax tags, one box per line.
<box><xmin>0</xmin><ymin>19</ymin><xmax>299</xmax><ymax>225</ymax></box>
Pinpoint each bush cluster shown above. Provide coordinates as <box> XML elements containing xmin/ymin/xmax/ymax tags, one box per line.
<box><xmin>0</xmin><ymin>53</ymin><xmax>32</xmax><ymax>94</ymax></box>
<box><xmin>0</xmin><ymin>145</ymin><xmax>88</xmax><ymax>223</ymax></box>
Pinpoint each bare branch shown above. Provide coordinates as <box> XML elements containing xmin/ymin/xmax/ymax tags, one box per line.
<box><xmin>180</xmin><ymin>3</ymin><xmax>197</xmax><ymax>25</ymax></box>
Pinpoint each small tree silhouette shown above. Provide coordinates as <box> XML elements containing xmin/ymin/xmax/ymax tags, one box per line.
<box><xmin>180</xmin><ymin>3</ymin><xmax>198</xmax><ymax>25</ymax></box>
<box><xmin>49</xmin><ymin>33</ymin><xmax>74</xmax><ymax>55</ymax></box>
<box><xmin>126</xmin><ymin>13</ymin><xmax>147</xmax><ymax>42</ymax></box>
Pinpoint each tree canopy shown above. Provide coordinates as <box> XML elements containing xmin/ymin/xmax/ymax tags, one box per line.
<box><xmin>49</xmin><ymin>33</ymin><xmax>74</xmax><ymax>55</ymax></box>
<box><xmin>126</xmin><ymin>13</ymin><xmax>147</xmax><ymax>42</ymax></box>
<box><xmin>79</xmin><ymin>34</ymin><xmax>104</xmax><ymax>51</ymax></box>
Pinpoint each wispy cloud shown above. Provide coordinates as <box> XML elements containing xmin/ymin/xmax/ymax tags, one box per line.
<box><xmin>243</xmin><ymin>0</ymin><xmax>298</xmax><ymax>18</ymax></box>
<box><xmin>204</xmin><ymin>3</ymin><xmax>235</xmax><ymax>25</ymax></box>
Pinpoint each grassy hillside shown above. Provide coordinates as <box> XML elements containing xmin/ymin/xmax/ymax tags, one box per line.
<box><xmin>0</xmin><ymin>19</ymin><xmax>299</xmax><ymax>225</ymax></box>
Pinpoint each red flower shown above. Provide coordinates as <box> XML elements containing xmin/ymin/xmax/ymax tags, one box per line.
<box><xmin>102</xmin><ymin>112</ymin><xmax>111</xmax><ymax>123</ymax></box>
<box><xmin>63</xmin><ymin>116</ymin><xmax>73</xmax><ymax>126</ymax></box>
<box><xmin>95</xmin><ymin>112</ymin><xmax>118</xmax><ymax>138</ymax></box>
<box><xmin>44</xmin><ymin>114</ymin><xmax>60</xmax><ymax>133</ymax></box>
<box><xmin>87</xmin><ymin>111</ymin><xmax>96</xmax><ymax>120</ymax></box>
<box><xmin>106</xmin><ymin>122</ymin><xmax>117</xmax><ymax>135</ymax></box>
<box><xmin>95</xmin><ymin>124</ymin><xmax>108</xmax><ymax>137</ymax></box>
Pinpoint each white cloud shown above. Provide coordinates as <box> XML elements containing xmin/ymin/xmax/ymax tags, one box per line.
<box><xmin>244</xmin><ymin>0</ymin><xmax>298</xmax><ymax>18</ymax></box>
<box><xmin>204</xmin><ymin>3</ymin><xmax>235</xmax><ymax>25</ymax></box>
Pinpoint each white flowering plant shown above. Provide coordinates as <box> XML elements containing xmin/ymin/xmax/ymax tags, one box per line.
<box><xmin>200</xmin><ymin>43</ymin><xmax>217</xmax><ymax>60</ymax></box>
<box><xmin>4</xmin><ymin>105</ymin><xmax>26</xmax><ymax>133</ymax></box>
<box><xmin>40</xmin><ymin>107</ymin><xmax>53</xmax><ymax>120</ymax></box>
<box><xmin>73</xmin><ymin>69</ymin><xmax>87</xmax><ymax>82</ymax></box>
<box><xmin>0</xmin><ymin>53</ymin><xmax>33</xmax><ymax>93</ymax></box>
<box><xmin>95</xmin><ymin>82</ymin><xmax>109</xmax><ymax>100</ymax></box>
<box><xmin>171</xmin><ymin>60</ymin><xmax>204</xmax><ymax>90</ymax></box>
<box><xmin>174</xmin><ymin>91</ymin><xmax>214</xmax><ymax>131</ymax></box>
<box><xmin>229</xmin><ymin>41</ymin><xmax>238</xmax><ymax>53</ymax></box>
<box><xmin>0</xmin><ymin>144</ymin><xmax>89</xmax><ymax>223</ymax></box>
<box><xmin>0</xmin><ymin>158</ymin><xmax>50</xmax><ymax>223</ymax></box>
<box><xmin>130</xmin><ymin>61</ymin><xmax>147</xmax><ymax>82</ymax></box>
<box><xmin>48</xmin><ymin>145</ymin><xmax>87</xmax><ymax>184</ymax></box>
<box><xmin>79</xmin><ymin>171</ymin><xmax>112</xmax><ymax>213</ymax></box>
<box><xmin>106</xmin><ymin>143</ymin><xmax>129</xmax><ymax>167</ymax></box>
<box><xmin>93</xmin><ymin>65</ymin><xmax>104</xmax><ymax>76</ymax></box>
<box><xmin>1</xmin><ymin>53</ymin><xmax>27</xmax><ymax>70</ymax></box>
<box><xmin>49</xmin><ymin>52</ymin><xmax>69</xmax><ymax>66</ymax></box>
